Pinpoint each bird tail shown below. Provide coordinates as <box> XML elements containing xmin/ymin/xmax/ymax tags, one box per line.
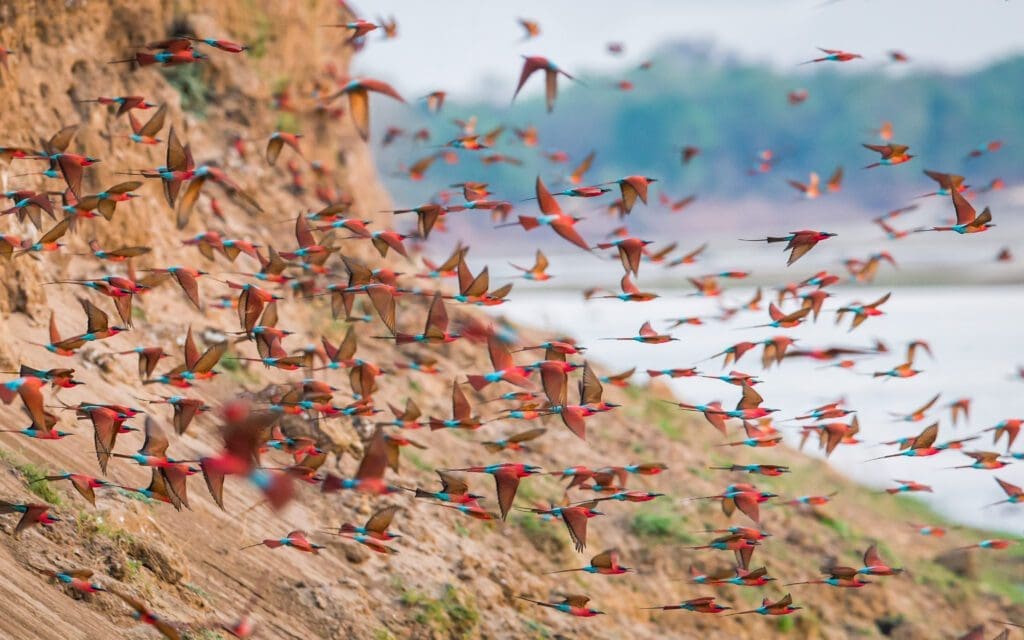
<box><xmin>465</xmin><ymin>375</ymin><xmax>489</xmax><ymax>391</ymax></box>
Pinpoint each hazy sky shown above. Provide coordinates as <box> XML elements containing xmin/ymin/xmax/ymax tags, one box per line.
<box><xmin>351</xmin><ymin>0</ymin><xmax>1024</xmax><ymax>97</ymax></box>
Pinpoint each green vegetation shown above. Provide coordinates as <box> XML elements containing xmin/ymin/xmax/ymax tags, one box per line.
<box><xmin>404</xmin><ymin>450</ymin><xmax>434</xmax><ymax>473</ymax></box>
<box><xmin>621</xmin><ymin>388</ymin><xmax>687</xmax><ymax>441</ymax></box>
<box><xmin>0</xmin><ymin>448</ymin><xmax>63</xmax><ymax>505</ymax></box>
<box><xmin>522</xmin><ymin>618</ymin><xmax>553</xmax><ymax>639</ymax></box>
<box><xmin>163</xmin><ymin>64</ymin><xmax>210</xmax><ymax>116</ymax></box>
<box><xmin>776</xmin><ymin>616</ymin><xmax>796</xmax><ymax>633</ymax></box>
<box><xmin>76</xmin><ymin>511</ymin><xmax>137</xmax><ymax>547</ymax></box>
<box><xmin>399</xmin><ymin>585</ymin><xmax>479</xmax><ymax>639</ymax></box>
<box><xmin>241</xmin><ymin>0</ymin><xmax>272</xmax><ymax>59</ymax></box>
<box><xmin>381</xmin><ymin>49</ymin><xmax>1024</xmax><ymax>215</ymax></box>
<box><xmin>17</xmin><ymin>462</ymin><xmax>63</xmax><ymax>505</ymax></box>
<box><xmin>516</xmin><ymin>514</ymin><xmax>566</xmax><ymax>553</ymax></box>
<box><xmin>630</xmin><ymin>503</ymin><xmax>695</xmax><ymax>543</ymax></box>
<box><xmin>818</xmin><ymin>515</ymin><xmax>854</xmax><ymax>540</ymax></box>
<box><xmin>183</xmin><ymin>581</ymin><xmax>212</xmax><ymax>601</ymax></box>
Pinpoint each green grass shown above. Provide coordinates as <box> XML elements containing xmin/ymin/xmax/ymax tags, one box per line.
<box><xmin>0</xmin><ymin>448</ymin><xmax>63</xmax><ymax>505</ymax></box>
<box><xmin>184</xmin><ymin>582</ymin><xmax>212</xmax><ymax>601</ymax></box>
<box><xmin>125</xmin><ymin>558</ymin><xmax>142</xmax><ymax>579</ymax></box>
<box><xmin>630</xmin><ymin>504</ymin><xmax>695</xmax><ymax>543</ymax></box>
<box><xmin>516</xmin><ymin>514</ymin><xmax>567</xmax><ymax>553</ymax></box>
<box><xmin>399</xmin><ymin>585</ymin><xmax>479</xmax><ymax>639</ymax></box>
<box><xmin>776</xmin><ymin>616</ymin><xmax>796</xmax><ymax>633</ymax></box>
<box><xmin>241</xmin><ymin>0</ymin><xmax>272</xmax><ymax>59</ymax></box>
<box><xmin>404</xmin><ymin>451</ymin><xmax>434</xmax><ymax>473</ymax></box>
<box><xmin>522</xmin><ymin>618</ymin><xmax>553</xmax><ymax>639</ymax></box>
<box><xmin>17</xmin><ymin>462</ymin><xmax>62</xmax><ymax>505</ymax></box>
<box><xmin>162</xmin><ymin>64</ymin><xmax>210</xmax><ymax>116</ymax></box>
<box><xmin>76</xmin><ymin>511</ymin><xmax>137</xmax><ymax>547</ymax></box>
<box><xmin>818</xmin><ymin>515</ymin><xmax>855</xmax><ymax>540</ymax></box>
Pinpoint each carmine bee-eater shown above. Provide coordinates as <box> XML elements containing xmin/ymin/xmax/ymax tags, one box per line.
<box><xmin>727</xmin><ymin>593</ymin><xmax>802</xmax><ymax>616</ymax></box>
<box><xmin>482</xmin><ymin>427</ymin><xmax>547</xmax><ymax>453</ymax></box>
<box><xmin>445</xmin><ymin>463</ymin><xmax>543</xmax><ymax>520</ymax></box>
<box><xmin>590</xmin><ymin>275</ymin><xmax>659</xmax><ymax>302</ymax></box>
<box><xmin>954</xmin><ymin>539</ymin><xmax>1017</xmax><ymax>552</ymax></box>
<box><xmin>916</xmin><ymin>187</ymin><xmax>994</xmax><ymax>234</ymax></box>
<box><xmin>784</xmin><ymin>566</ymin><xmax>870</xmax><ymax>588</ymax></box>
<box><xmin>836</xmin><ymin>292</ymin><xmax>891</xmax><ymax>331</ymax></box>
<box><xmin>549</xmin><ymin>548</ymin><xmax>631</xmax><ymax>575</ymax></box>
<box><xmin>885</xmin><ymin>479</ymin><xmax>932</xmax><ymax>494</ymax></box>
<box><xmin>240</xmin><ymin>530</ymin><xmax>323</xmax><ymax>554</ymax></box>
<box><xmin>518</xmin><ymin>500</ymin><xmax>603</xmax><ymax>551</ymax></box>
<box><xmin>674</xmin><ymin>383</ymin><xmax>778</xmax><ymax>421</ymax></box>
<box><xmin>863</xmin><ymin>143</ymin><xmax>914</xmax><ymax>168</ymax></box>
<box><xmin>328</xmin><ymin>78</ymin><xmax>405</xmax><ymax>141</ymax></box>
<box><xmin>603</xmin><ymin>321</ymin><xmax>676</xmax><ymax>344</ymax></box>
<box><xmin>466</xmin><ymin>335</ymin><xmax>534</xmax><ymax>391</ymax></box>
<box><xmin>742</xmin><ymin>230</ymin><xmax>837</xmax><ymax>266</ymax></box>
<box><xmin>497</xmin><ymin>177</ymin><xmax>590</xmax><ymax>251</ymax></box>
<box><xmin>323</xmin><ymin>505</ymin><xmax>401</xmax><ymax>554</ymax></box>
<box><xmin>709</xmin><ymin>464</ymin><xmax>790</xmax><ymax>477</ymax></box>
<box><xmin>952</xmin><ymin>451</ymin><xmax>1011</xmax><ymax>470</ymax></box>
<box><xmin>690</xmin><ymin>483</ymin><xmax>778</xmax><ymax>523</ymax></box>
<box><xmin>641</xmin><ymin>596</ymin><xmax>731</xmax><ymax>614</ymax></box>
<box><xmin>985</xmin><ymin>419</ymin><xmax>1024</xmax><ymax>450</ymax></box>
<box><xmin>802</xmin><ymin>47</ymin><xmax>863</xmax><ymax>63</ymax></box>
<box><xmin>512</xmin><ymin>56</ymin><xmax>575</xmax><ymax>112</ymax></box>
<box><xmin>321</xmin><ymin>427</ymin><xmax>404</xmax><ymax>496</ymax></box>
<box><xmin>0</xmin><ymin>500</ymin><xmax>60</xmax><ymax>536</ymax></box>
<box><xmin>413</xmin><ymin>470</ymin><xmax>486</xmax><ymax>505</ymax></box>
<box><xmin>986</xmin><ymin>477</ymin><xmax>1024</xmax><ymax>507</ymax></box>
<box><xmin>869</xmin><ymin>423</ymin><xmax>947</xmax><ymax>461</ymax></box>
<box><xmin>601</xmin><ymin>176</ymin><xmax>657</xmax><ymax>214</ymax></box>
<box><xmin>428</xmin><ymin>380</ymin><xmax>484</xmax><ymax>431</ymax></box>
<box><xmin>516</xmin><ymin>594</ymin><xmax>604</xmax><ymax>617</ymax></box>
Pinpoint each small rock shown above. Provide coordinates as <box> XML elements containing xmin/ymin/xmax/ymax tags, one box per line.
<box><xmin>345</xmin><ymin>543</ymin><xmax>369</xmax><ymax>564</ymax></box>
<box><xmin>935</xmin><ymin>549</ymin><xmax>977</xmax><ymax>578</ymax></box>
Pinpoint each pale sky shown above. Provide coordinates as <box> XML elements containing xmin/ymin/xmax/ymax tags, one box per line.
<box><xmin>351</xmin><ymin>0</ymin><xmax>1024</xmax><ymax>98</ymax></box>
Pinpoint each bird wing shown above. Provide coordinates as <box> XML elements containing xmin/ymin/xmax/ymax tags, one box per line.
<box><xmin>365</xmin><ymin>505</ymin><xmax>400</xmax><ymax>534</ymax></box>
<box><xmin>140</xmin><ymin>415</ymin><xmax>170</xmax><ymax>458</ymax></box>
<box><xmin>355</xmin><ymin>427</ymin><xmax>389</xmax><ymax>481</ymax></box>
<box><xmin>494</xmin><ymin>468</ymin><xmax>521</xmax><ymax>520</ymax></box>
<box><xmin>139</xmin><ymin>104</ymin><xmax>168</xmax><ymax>138</ymax></box>
<box><xmin>534</xmin><ymin>176</ymin><xmax>563</xmax><ymax>216</ymax></box>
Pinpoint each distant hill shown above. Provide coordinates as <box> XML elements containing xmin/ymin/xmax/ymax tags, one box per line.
<box><xmin>375</xmin><ymin>42</ymin><xmax>1021</xmax><ymax>224</ymax></box>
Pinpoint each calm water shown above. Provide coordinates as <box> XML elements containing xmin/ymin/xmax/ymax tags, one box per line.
<box><xmin>486</xmin><ymin>284</ymin><xmax>1024</xmax><ymax>531</ymax></box>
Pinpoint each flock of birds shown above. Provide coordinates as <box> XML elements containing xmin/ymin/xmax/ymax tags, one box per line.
<box><xmin>0</xmin><ymin>4</ymin><xmax>1021</xmax><ymax>639</ymax></box>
